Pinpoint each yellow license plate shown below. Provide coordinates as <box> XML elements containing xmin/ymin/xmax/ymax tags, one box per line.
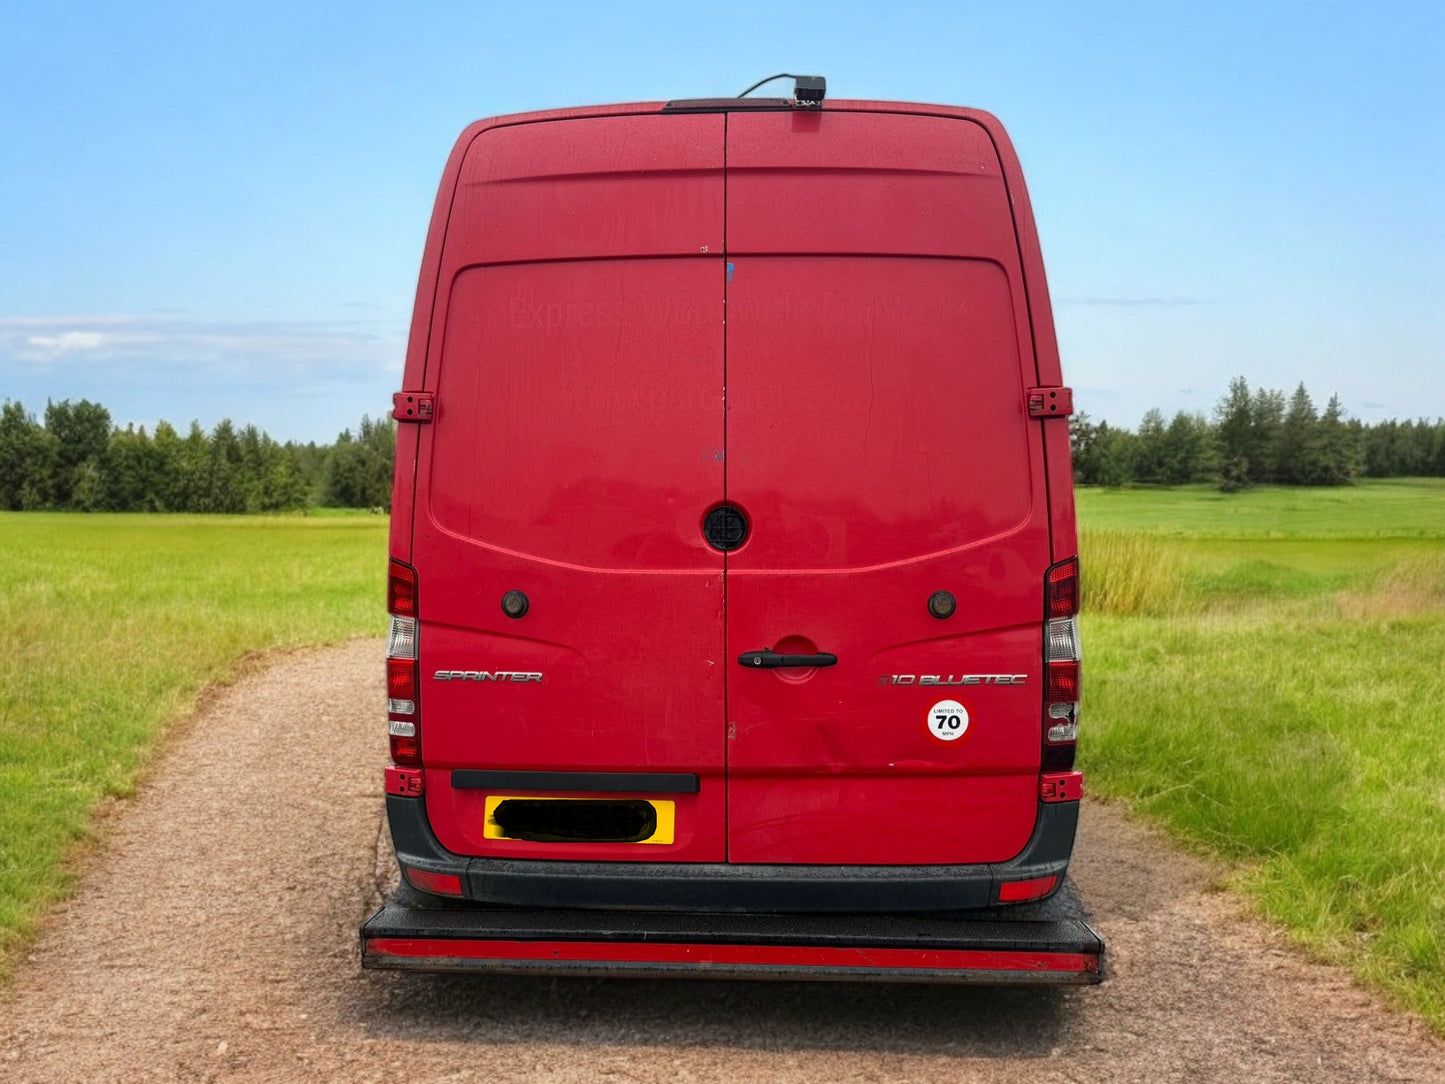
<box><xmin>483</xmin><ymin>795</ymin><xmax>675</xmax><ymax>845</ymax></box>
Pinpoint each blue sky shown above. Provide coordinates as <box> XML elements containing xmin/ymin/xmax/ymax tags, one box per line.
<box><xmin>2</xmin><ymin>0</ymin><xmax>1440</xmax><ymax>442</ymax></box>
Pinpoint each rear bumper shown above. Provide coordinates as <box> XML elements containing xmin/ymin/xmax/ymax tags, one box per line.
<box><xmin>361</xmin><ymin>897</ymin><xmax>1103</xmax><ymax>983</ymax></box>
<box><xmin>387</xmin><ymin>793</ymin><xmax>1079</xmax><ymax>913</ymax></box>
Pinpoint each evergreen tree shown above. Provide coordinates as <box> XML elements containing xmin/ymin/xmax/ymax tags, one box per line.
<box><xmin>150</xmin><ymin>421</ymin><xmax>185</xmax><ymax>511</ymax></box>
<box><xmin>1214</xmin><ymin>377</ymin><xmax>1254</xmax><ymax>491</ymax></box>
<box><xmin>1133</xmin><ymin>408</ymin><xmax>1169</xmax><ymax>483</ymax></box>
<box><xmin>1249</xmin><ymin>386</ymin><xmax>1287</xmax><ymax>483</ymax></box>
<box><xmin>323</xmin><ymin>416</ymin><xmax>396</xmax><ymax>509</ymax></box>
<box><xmin>1362</xmin><ymin>420</ymin><xmax>1400</xmax><ymax>477</ymax></box>
<box><xmin>206</xmin><ymin>419</ymin><xmax>245</xmax><ymax>513</ymax></box>
<box><xmin>258</xmin><ymin>455</ymin><xmax>310</xmax><ymax>512</ymax></box>
<box><xmin>0</xmin><ymin>401</ymin><xmax>59</xmax><ymax>509</ymax></box>
<box><xmin>1315</xmin><ymin>394</ymin><xmax>1362</xmax><ymax>485</ymax></box>
<box><xmin>1092</xmin><ymin>424</ymin><xmax>1136</xmax><ymax>488</ymax></box>
<box><xmin>1069</xmin><ymin>412</ymin><xmax>1099</xmax><ymax>483</ymax></box>
<box><xmin>1160</xmin><ymin>411</ymin><xmax>1217</xmax><ymax>483</ymax></box>
<box><xmin>238</xmin><ymin>424</ymin><xmax>268</xmax><ymax>512</ymax></box>
<box><xmin>175</xmin><ymin>421</ymin><xmax>211</xmax><ymax>512</ymax></box>
<box><xmin>44</xmin><ymin>399</ymin><xmax>111</xmax><ymax>507</ymax></box>
<box><xmin>1277</xmin><ymin>383</ymin><xmax>1320</xmax><ymax>484</ymax></box>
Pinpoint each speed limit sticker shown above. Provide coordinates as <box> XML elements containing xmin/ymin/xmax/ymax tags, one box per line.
<box><xmin>926</xmin><ymin>699</ymin><xmax>971</xmax><ymax>742</ymax></box>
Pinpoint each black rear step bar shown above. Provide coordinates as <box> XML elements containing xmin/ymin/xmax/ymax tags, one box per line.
<box><xmin>362</xmin><ymin>886</ymin><xmax>1102</xmax><ymax>984</ymax></box>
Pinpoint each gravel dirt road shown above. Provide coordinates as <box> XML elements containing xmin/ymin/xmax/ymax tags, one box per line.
<box><xmin>1</xmin><ymin>640</ymin><xmax>1441</xmax><ymax>1082</ymax></box>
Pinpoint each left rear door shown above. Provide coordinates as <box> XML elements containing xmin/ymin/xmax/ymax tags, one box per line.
<box><xmin>412</xmin><ymin>113</ymin><xmax>729</xmax><ymax>863</ymax></box>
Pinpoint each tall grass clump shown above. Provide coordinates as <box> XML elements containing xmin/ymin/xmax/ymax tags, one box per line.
<box><xmin>1355</xmin><ymin>551</ymin><xmax>1445</xmax><ymax>615</ymax></box>
<box><xmin>1079</xmin><ymin>530</ymin><xmax>1189</xmax><ymax>616</ymax></box>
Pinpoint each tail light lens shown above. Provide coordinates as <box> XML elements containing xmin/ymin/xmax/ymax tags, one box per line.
<box><xmin>1045</xmin><ymin>556</ymin><xmax>1079</xmax><ymax>619</ymax></box>
<box><xmin>388</xmin><ymin>560</ymin><xmax>417</xmax><ymax>618</ymax></box>
<box><xmin>1043</xmin><ymin>557</ymin><xmax>1081</xmax><ymax>767</ymax></box>
<box><xmin>387</xmin><ymin>559</ymin><xmax>421</xmax><ymax>767</ymax></box>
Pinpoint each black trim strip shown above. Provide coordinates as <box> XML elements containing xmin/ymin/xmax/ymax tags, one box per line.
<box><xmin>449</xmin><ymin>770</ymin><xmax>700</xmax><ymax>794</ymax></box>
<box><xmin>662</xmin><ymin>97</ymin><xmax>793</xmax><ymax>113</ymax></box>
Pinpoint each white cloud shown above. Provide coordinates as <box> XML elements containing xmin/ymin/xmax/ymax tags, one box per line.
<box><xmin>1</xmin><ymin>313</ymin><xmax>404</xmax><ymax>377</ymax></box>
<box><xmin>25</xmin><ymin>330</ymin><xmax>110</xmax><ymax>354</ymax></box>
<box><xmin>0</xmin><ymin>313</ymin><xmax>410</xmax><ymax>442</ymax></box>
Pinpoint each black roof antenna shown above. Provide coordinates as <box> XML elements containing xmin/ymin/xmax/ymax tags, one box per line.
<box><xmin>737</xmin><ymin>73</ymin><xmax>827</xmax><ymax>108</ymax></box>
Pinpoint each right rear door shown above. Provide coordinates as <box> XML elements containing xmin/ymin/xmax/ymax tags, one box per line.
<box><xmin>723</xmin><ymin>109</ymin><xmax>1051</xmax><ymax>865</ymax></box>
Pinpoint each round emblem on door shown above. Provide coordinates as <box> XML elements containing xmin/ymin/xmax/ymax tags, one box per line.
<box><xmin>702</xmin><ymin>504</ymin><xmax>749</xmax><ymax>552</ymax></box>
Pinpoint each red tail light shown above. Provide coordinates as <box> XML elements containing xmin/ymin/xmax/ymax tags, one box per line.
<box><xmin>387</xmin><ymin>657</ymin><xmax>418</xmax><ymax>702</ymax></box>
<box><xmin>388</xmin><ymin>559</ymin><xmax>418</xmax><ymax>618</ymax></box>
<box><xmin>1042</xmin><ymin>557</ymin><xmax>1081</xmax><ymax>770</ymax></box>
<box><xmin>387</xmin><ymin>559</ymin><xmax>421</xmax><ymax>767</ymax></box>
<box><xmin>1046</xmin><ymin>660</ymin><xmax>1080</xmax><ymax>703</ymax></box>
<box><xmin>390</xmin><ymin>733</ymin><xmax>420</xmax><ymax>764</ymax></box>
<box><xmin>1045</xmin><ymin>556</ymin><xmax>1079</xmax><ymax>619</ymax></box>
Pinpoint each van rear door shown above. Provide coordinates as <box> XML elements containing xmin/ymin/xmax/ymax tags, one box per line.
<box><xmin>723</xmin><ymin>109</ymin><xmax>1050</xmax><ymax>865</ymax></box>
<box><xmin>412</xmin><ymin>113</ymin><xmax>728</xmax><ymax>863</ymax></box>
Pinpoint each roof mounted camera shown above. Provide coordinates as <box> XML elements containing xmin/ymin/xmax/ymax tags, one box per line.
<box><xmin>737</xmin><ymin>72</ymin><xmax>827</xmax><ymax>108</ymax></box>
<box><xmin>790</xmin><ymin>75</ymin><xmax>826</xmax><ymax>107</ymax></box>
<box><xmin>662</xmin><ymin>73</ymin><xmax>827</xmax><ymax>114</ymax></box>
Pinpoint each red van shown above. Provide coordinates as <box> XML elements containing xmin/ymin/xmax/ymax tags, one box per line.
<box><xmin>378</xmin><ymin>88</ymin><xmax>1084</xmax><ymax>932</ymax></box>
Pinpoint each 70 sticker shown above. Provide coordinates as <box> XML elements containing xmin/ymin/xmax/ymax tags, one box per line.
<box><xmin>926</xmin><ymin>698</ymin><xmax>971</xmax><ymax>742</ymax></box>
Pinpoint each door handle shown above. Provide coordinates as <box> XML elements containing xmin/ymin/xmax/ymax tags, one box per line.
<box><xmin>737</xmin><ymin>649</ymin><xmax>838</xmax><ymax>669</ymax></box>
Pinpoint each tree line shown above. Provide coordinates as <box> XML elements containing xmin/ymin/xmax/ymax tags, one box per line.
<box><xmin>0</xmin><ymin>399</ymin><xmax>396</xmax><ymax>512</ymax></box>
<box><xmin>1071</xmin><ymin>377</ymin><xmax>1445</xmax><ymax>489</ymax></box>
<box><xmin>4</xmin><ymin>380</ymin><xmax>1442</xmax><ymax>511</ymax></box>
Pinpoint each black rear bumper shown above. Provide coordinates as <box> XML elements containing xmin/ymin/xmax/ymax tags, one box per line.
<box><xmin>387</xmin><ymin>793</ymin><xmax>1079</xmax><ymax>913</ymax></box>
<box><xmin>361</xmin><ymin>890</ymin><xmax>1103</xmax><ymax>983</ymax></box>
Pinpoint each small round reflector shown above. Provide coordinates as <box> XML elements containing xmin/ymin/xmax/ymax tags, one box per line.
<box><xmin>927</xmin><ymin>590</ymin><xmax>957</xmax><ymax>619</ymax></box>
<box><xmin>501</xmin><ymin>590</ymin><xmax>530</xmax><ymax>618</ymax></box>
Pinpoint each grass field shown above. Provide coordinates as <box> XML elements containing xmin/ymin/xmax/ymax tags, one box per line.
<box><xmin>0</xmin><ymin>513</ymin><xmax>387</xmax><ymax>975</ymax></box>
<box><xmin>1078</xmin><ymin>478</ymin><xmax>1445</xmax><ymax>1029</ymax></box>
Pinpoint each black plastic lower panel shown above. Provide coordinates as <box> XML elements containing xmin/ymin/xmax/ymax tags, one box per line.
<box><xmin>386</xmin><ymin>794</ymin><xmax>1079</xmax><ymax>913</ymax></box>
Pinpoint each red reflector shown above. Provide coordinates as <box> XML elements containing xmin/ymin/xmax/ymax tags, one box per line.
<box><xmin>390</xmin><ymin>734</ymin><xmax>421</xmax><ymax>765</ymax></box>
<box><xmin>387</xmin><ymin>657</ymin><xmax>417</xmax><ymax>702</ymax></box>
<box><xmin>405</xmin><ymin>867</ymin><xmax>462</xmax><ymax>897</ymax></box>
<box><xmin>1046</xmin><ymin>660</ymin><xmax>1080</xmax><ymax>703</ymax></box>
<box><xmin>388</xmin><ymin>559</ymin><xmax>418</xmax><ymax>618</ymax></box>
<box><xmin>1045</xmin><ymin>557</ymin><xmax>1079</xmax><ymax>619</ymax></box>
<box><xmin>366</xmin><ymin>937</ymin><xmax>1098</xmax><ymax>975</ymax></box>
<box><xmin>998</xmin><ymin>874</ymin><xmax>1059</xmax><ymax>903</ymax></box>
<box><xmin>1040</xmin><ymin>770</ymin><xmax>1084</xmax><ymax>803</ymax></box>
<box><xmin>385</xmin><ymin>766</ymin><xmax>424</xmax><ymax>797</ymax></box>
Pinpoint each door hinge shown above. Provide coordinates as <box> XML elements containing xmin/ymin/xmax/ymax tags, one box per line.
<box><xmin>392</xmin><ymin>392</ymin><xmax>434</xmax><ymax>423</ymax></box>
<box><xmin>1027</xmin><ymin>386</ymin><xmax>1073</xmax><ymax>419</ymax></box>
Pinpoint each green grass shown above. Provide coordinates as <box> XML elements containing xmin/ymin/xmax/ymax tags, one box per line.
<box><xmin>1078</xmin><ymin>480</ymin><xmax>1445</xmax><ymax>1030</ymax></box>
<box><xmin>1078</xmin><ymin>477</ymin><xmax>1445</xmax><ymax>538</ymax></box>
<box><xmin>0</xmin><ymin>513</ymin><xmax>386</xmax><ymax>975</ymax></box>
